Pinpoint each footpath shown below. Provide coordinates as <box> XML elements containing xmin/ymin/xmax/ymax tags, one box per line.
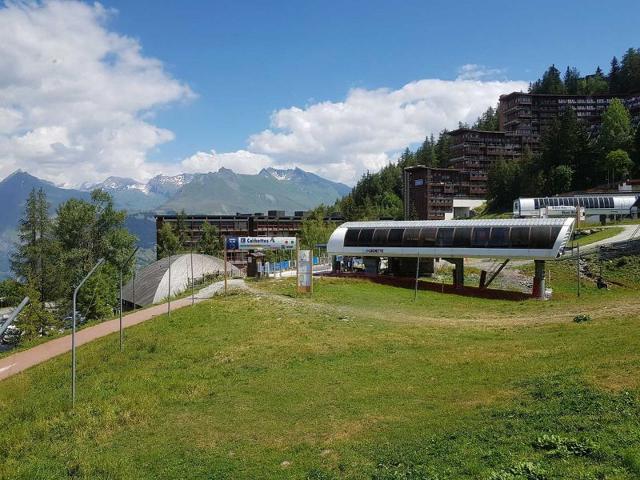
<box><xmin>0</xmin><ymin>278</ymin><xmax>244</xmax><ymax>381</ymax></box>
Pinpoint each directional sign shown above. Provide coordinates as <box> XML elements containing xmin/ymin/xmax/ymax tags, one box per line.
<box><xmin>226</xmin><ymin>236</ymin><xmax>296</xmax><ymax>250</ymax></box>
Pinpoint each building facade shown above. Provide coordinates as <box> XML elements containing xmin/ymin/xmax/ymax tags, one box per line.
<box><xmin>156</xmin><ymin>211</ymin><xmax>309</xmax><ymax>267</ymax></box>
<box><xmin>498</xmin><ymin>91</ymin><xmax>640</xmax><ymax>147</ymax></box>
<box><xmin>404</xmin><ymin>166</ymin><xmax>485</xmax><ymax>220</ymax></box>
<box><xmin>447</xmin><ymin>128</ymin><xmax>522</xmax><ymax>172</ymax></box>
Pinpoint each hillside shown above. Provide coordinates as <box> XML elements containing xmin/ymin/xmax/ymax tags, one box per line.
<box><xmin>1</xmin><ymin>258</ymin><xmax>640</xmax><ymax>478</ymax></box>
<box><xmin>160</xmin><ymin>167</ymin><xmax>350</xmax><ymax>214</ymax></box>
<box><xmin>0</xmin><ymin>167</ymin><xmax>351</xmax><ymax>278</ymax></box>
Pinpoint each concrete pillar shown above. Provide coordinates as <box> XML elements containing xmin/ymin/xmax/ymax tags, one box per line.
<box><xmin>444</xmin><ymin>258</ymin><xmax>464</xmax><ymax>289</ymax></box>
<box><xmin>532</xmin><ymin>260</ymin><xmax>546</xmax><ymax>299</ymax></box>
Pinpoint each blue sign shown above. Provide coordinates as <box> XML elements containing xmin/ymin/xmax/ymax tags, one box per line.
<box><xmin>226</xmin><ymin>237</ymin><xmax>239</xmax><ymax>250</ymax></box>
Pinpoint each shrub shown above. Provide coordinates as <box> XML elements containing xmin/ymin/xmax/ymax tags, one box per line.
<box><xmin>533</xmin><ymin>434</ymin><xmax>598</xmax><ymax>458</ymax></box>
<box><xmin>488</xmin><ymin>462</ymin><xmax>547</xmax><ymax>480</ymax></box>
<box><xmin>573</xmin><ymin>314</ymin><xmax>591</xmax><ymax>323</ymax></box>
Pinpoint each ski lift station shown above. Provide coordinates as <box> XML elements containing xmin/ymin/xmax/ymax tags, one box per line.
<box><xmin>327</xmin><ymin>218</ymin><xmax>575</xmax><ymax>298</ymax></box>
<box><xmin>513</xmin><ymin>194</ymin><xmax>640</xmax><ymax>221</ymax></box>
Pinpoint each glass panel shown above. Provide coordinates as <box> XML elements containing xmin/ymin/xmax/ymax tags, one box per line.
<box><xmin>436</xmin><ymin>228</ymin><xmax>454</xmax><ymax>247</ymax></box>
<box><xmin>371</xmin><ymin>229</ymin><xmax>389</xmax><ymax>247</ymax></box>
<box><xmin>598</xmin><ymin>198</ymin><xmax>604</xmax><ymax>208</ymax></box>
<box><xmin>606</xmin><ymin>197</ymin><xmax>613</xmax><ymax>208</ymax></box>
<box><xmin>344</xmin><ymin>228</ymin><xmax>360</xmax><ymax>247</ymax></box>
<box><xmin>534</xmin><ymin>198</ymin><xmax>539</xmax><ymax>209</ymax></box>
<box><xmin>490</xmin><ymin>227</ymin><xmax>510</xmax><ymax>248</ymax></box>
<box><xmin>358</xmin><ymin>228</ymin><xmax>374</xmax><ymax>246</ymax></box>
<box><xmin>588</xmin><ymin>197</ymin><xmax>595</xmax><ymax>208</ymax></box>
<box><xmin>387</xmin><ymin>228</ymin><xmax>404</xmax><ymax>247</ymax></box>
<box><xmin>472</xmin><ymin>227</ymin><xmax>491</xmax><ymax>247</ymax></box>
<box><xmin>550</xmin><ymin>227</ymin><xmax>561</xmax><ymax>245</ymax></box>
<box><xmin>420</xmin><ymin>227</ymin><xmax>438</xmax><ymax>247</ymax></box>
<box><xmin>529</xmin><ymin>226</ymin><xmax>551</xmax><ymax>249</ymax></box>
<box><xmin>510</xmin><ymin>227</ymin><xmax>530</xmax><ymax>248</ymax></box>
<box><xmin>453</xmin><ymin>227</ymin><xmax>471</xmax><ymax>248</ymax></box>
<box><xmin>402</xmin><ymin>228</ymin><xmax>420</xmax><ymax>247</ymax></box>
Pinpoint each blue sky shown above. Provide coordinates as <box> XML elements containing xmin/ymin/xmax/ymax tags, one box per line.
<box><xmin>104</xmin><ymin>0</ymin><xmax>640</xmax><ymax>159</ymax></box>
<box><xmin>0</xmin><ymin>0</ymin><xmax>639</xmax><ymax>185</ymax></box>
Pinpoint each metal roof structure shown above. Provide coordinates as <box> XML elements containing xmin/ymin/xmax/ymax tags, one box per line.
<box><xmin>121</xmin><ymin>254</ymin><xmax>241</xmax><ymax>308</ymax></box>
<box><xmin>327</xmin><ymin>218</ymin><xmax>575</xmax><ymax>260</ymax></box>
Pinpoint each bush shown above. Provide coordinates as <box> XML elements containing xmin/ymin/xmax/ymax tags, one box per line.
<box><xmin>573</xmin><ymin>314</ymin><xmax>591</xmax><ymax>323</ymax></box>
<box><xmin>533</xmin><ymin>434</ymin><xmax>598</xmax><ymax>458</ymax></box>
<box><xmin>488</xmin><ymin>462</ymin><xmax>547</xmax><ymax>480</ymax></box>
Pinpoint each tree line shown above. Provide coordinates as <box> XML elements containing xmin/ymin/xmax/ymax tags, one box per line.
<box><xmin>529</xmin><ymin>48</ymin><xmax>640</xmax><ymax>96</ymax></box>
<box><xmin>156</xmin><ymin>211</ymin><xmax>223</xmax><ymax>259</ymax></box>
<box><xmin>0</xmin><ymin>189</ymin><xmax>136</xmax><ymax>345</ymax></box>
<box><xmin>487</xmin><ymin>98</ymin><xmax>640</xmax><ymax>210</ymax></box>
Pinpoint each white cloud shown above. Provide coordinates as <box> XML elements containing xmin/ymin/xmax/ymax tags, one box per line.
<box><xmin>180</xmin><ymin>149</ymin><xmax>273</xmax><ymax>175</ymax></box>
<box><xmin>0</xmin><ymin>0</ymin><xmax>193</xmax><ymax>187</ymax></box>
<box><xmin>0</xmin><ymin>1</ymin><xmax>529</xmax><ymax>188</ymax></box>
<box><xmin>456</xmin><ymin>64</ymin><xmax>507</xmax><ymax>81</ymax></box>
<box><xmin>246</xmin><ymin>78</ymin><xmax>528</xmax><ymax>184</ymax></box>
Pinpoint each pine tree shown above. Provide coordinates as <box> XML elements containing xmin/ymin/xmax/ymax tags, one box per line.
<box><xmin>529</xmin><ymin>65</ymin><xmax>565</xmax><ymax>94</ymax></box>
<box><xmin>10</xmin><ymin>188</ymin><xmax>56</xmax><ymax>301</ymax></box>
<box><xmin>198</xmin><ymin>222</ymin><xmax>222</xmax><ymax>256</ymax></box>
<box><xmin>563</xmin><ymin>66</ymin><xmax>580</xmax><ymax>95</ymax></box>
<box><xmin>620</xmin><ymin>48</ymin><xmax>640</xmax><ymax>94</ymax></box>
<box><xmin>608</xmin><ymin>57</ymin><xmax>622</xmax><ymax>93</ymax></box>
<box><xmin>435</xmin><ymin>130</ymin><xmax>451</xmax><ymax>167</ymax></box>
<box><xmin>157</xmin><ymin>222</ymin><xmax>180</xmax><ymax>259</ymax></box>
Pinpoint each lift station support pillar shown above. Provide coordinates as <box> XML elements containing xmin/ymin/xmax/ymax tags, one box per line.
<box><xmin>445</xmin><ymin>258</ymin><xmax>465</xmax><ymax>289</ymax></box>
<box><xmin>532</xmin><ymin>260</ymin><xmax>546</xmax><ymax>299</ymax></box>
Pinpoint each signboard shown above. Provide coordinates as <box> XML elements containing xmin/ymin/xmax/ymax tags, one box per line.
<box><xmin>297</xmin><ymin>249</ymin><xmax>313</xmax><ymax>293</ymax></box>
<box><xmin>226</xmin><ymin>236</ymin><xmax>296</xmax><ymax>251</ymax></box>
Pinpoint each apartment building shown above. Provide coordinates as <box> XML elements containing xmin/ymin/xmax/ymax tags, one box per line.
<box><xmin>403</xmin><ymin>166</ymin><xmax>485</xmax><ymax>220</ymax></box>
<box><xmin>447</xmin><ymin>128</ymin><xmax>522</xmax><ymax>172</ymax></box>
<box><xmin>498</xmin><ymin>91</ymin><xmax>640</xmax><ymax>146</ymax></box>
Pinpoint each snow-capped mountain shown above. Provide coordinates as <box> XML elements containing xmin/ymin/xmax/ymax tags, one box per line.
<box><xmin>147</xmin><ymin>173</ymin><xmax>195</xmax><ymax>196</ymax></box>
<box><xmin>82</xmin><ymin>176</ymin><xmax>149</xmax><ymax>194</ymax></box>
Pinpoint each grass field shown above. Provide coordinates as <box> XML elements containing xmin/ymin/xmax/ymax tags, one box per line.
<box><xmin>0</xmin><ymin>259</ymin><xmax>639</xmax><ymax>479</ymax></box>
<box><xmin>573</xmin><ymin>227</ymin><xmax>625</xmax><ymax>247</ymax></box>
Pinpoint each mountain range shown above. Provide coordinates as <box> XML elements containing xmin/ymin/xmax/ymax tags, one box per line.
<box><xmin>0</xmin><ymin>167</ymin><xmax>351</xmax><ymax>278</ymax></box>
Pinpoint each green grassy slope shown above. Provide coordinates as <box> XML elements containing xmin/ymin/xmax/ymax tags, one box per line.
<box><xmin>1</xmin><ymin>260</ymin><xmax>639</xmax><ymax>479</ymax></box>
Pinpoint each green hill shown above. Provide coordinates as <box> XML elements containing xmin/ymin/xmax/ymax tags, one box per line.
<box><xmin>1</xmin><ymin>258</ymin><xmax>640</xmax><ymax>478</ymax></box>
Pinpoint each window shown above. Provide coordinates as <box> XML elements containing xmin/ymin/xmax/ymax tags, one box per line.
<box><xmin>387</xmin><ymin>228</ymin><xmax>405</xmax><ymax>247</ymax></box>
<box><xmin>510</xmin><ymin>227</ymin><xmax>530</xmax><ymax>248</ymax></box>
<box><xmin>358</xmin><ymin>228</ymin><xmax>374</xmax><ymax>246</ymax></box>
<box><xmin>588</xmin><ymin>197</ymin><xmax>595</xmax><ymax>208</ymax></box>
<box><xmin>607</xmin><ymin>197</ymin><xmax>613</xmax><ymax>208</ymax></box>
<box><xmin>529</xmin><ymin>227</ymin><xmax>551</xmax><ymax>249</ymax></box>
<box><xmin>402</xmin><ymin>228</ymin><xmax>420</xmax><ymax>247</ymax></box>
<box><xmin>415</xmin><ymin>179</ymin><xmax>424</xmax><ymax>186</ymax></box>
<box><xmin>598</xmin><ymin>197</ymin><xmax>604</xmax><ymax>208</ymax></box>
<box><xmin>534</xmin><ymin>198</ymin><xmax>540</xmax><ymax>209</ymax></box>
<box><xmin>453</xmin><ymin>227</ymin><xmax>472</xmax><ymax>248</ymax></box>
<box><xmin>344</xmin><ymin>228</ymin><xmax>360</xmax><ymax>247</ymax></box>
<box><xmin>436</xmin><ymin>228</ymin><xmax>454</xmax><ymax>247</ymax></box>
<box><xmin>472</xmin><ymin>228</ymin><xmax>491</xmax><ymax>247</ymax></box>
<box><xmin>490</xmin><ymin>227</ymin><xmax>510</xmax><ymax>248</ymax></box>
<box><xmin>420</xmin><ymin>228</ymin><xmax>438</xmax><ymax>247</ymax></box>
<box><xmin>371</xmin><ymin>229</ymin><xmax>389</xmax><ymax>247</ymax></box>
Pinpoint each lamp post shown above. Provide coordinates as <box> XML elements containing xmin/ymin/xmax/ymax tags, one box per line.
<box><xmin>72</xmin><ymin>258</ymin><xmax>104</xmax><ymax>407</ymax></box>
<box><xmin>119</xmin><ymin>247</ymin><xmax>139</xmax><ymax>352</ymax></box>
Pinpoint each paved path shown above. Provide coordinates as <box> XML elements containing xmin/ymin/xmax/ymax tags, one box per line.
<box><xmin>0</xmin><ymin>279</ymin><xmax>245</xmax><ymax>381</ymax></box>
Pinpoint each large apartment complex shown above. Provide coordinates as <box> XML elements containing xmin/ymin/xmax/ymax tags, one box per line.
<box><xmin>405</xmin><ymin>90</ymin><xmax>640</xmax><ymax>220</ymax></box>
<box><xmin>499</xmin><ymin>91</ymin><xmax>640</xmax><ymax>146</ymax></box>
